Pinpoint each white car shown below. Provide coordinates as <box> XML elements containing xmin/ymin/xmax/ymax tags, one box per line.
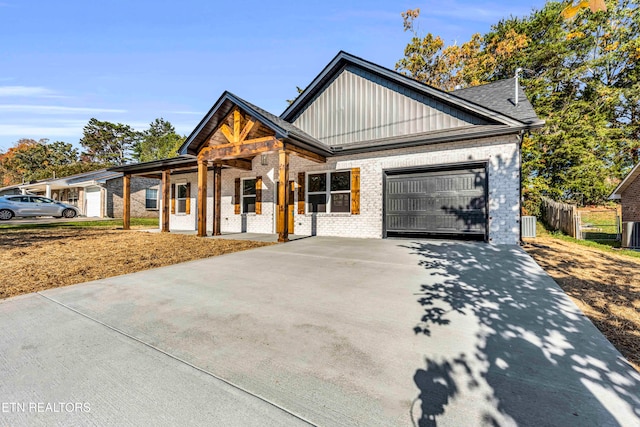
<box><xmin>0</xmin><ymin>195</ymin><xmax>80</xmax><ymax>220</ymax></box>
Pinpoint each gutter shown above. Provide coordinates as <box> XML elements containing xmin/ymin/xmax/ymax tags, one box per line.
<box><xmin>330</xmin><ymin>124</ymin><xmax>537</xmax><ymax>156</ymax></box>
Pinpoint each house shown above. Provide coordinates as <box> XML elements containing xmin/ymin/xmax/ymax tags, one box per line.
<box><xmin>110</xmin><ymin>51</ymin><xmax>544</xmax><ymax>244</ymax></box>
<box><xmin>610</xmin><ymin>162</ymin><xmax>640</xmax><ymax>222</ymax></box>
<box><xmin>609</xmin><ymin>162</ymin><xmax>640</xmax><ymax>248</ymax></box>
<box><xmin>0</xmin><ymin>169</ymin><xmax>160</xmax><ymax>218</ymax></box>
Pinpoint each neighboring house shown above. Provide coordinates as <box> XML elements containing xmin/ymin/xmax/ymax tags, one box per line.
<box><xmin>0</xmin><ymin>169</ymin><xmax>160</xmax><ymax>218</ymax></box>
<box><xmin>610</xmin><ymin>162</ymin><xmax>640</xmax><ymax>222</ymax></box>
<box><xmin>0</xmin><ymin>185</ymin><xmax>22</xmax><ymax>197</ymax></box>
<box><xmin>111</xmin><ymin>51</ymin><xmax>544</xmax><ymax>244</ymax></box>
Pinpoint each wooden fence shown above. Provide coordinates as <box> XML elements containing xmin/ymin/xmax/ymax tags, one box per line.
<box><xmin>540</xmin><ymin>197</ymin><xmax>578</xmax><ymax>238</ymax></box>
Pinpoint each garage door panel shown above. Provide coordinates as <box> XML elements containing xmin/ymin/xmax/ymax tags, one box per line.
<box><xmin>85</xmin><ymin>187</ymin><xmax>101</xmax><ymax>217</ymax></box>
<box><xmin>385</xmin><ymin>167</ymin><xmax>487</xmax><ymax>236</ymax></box>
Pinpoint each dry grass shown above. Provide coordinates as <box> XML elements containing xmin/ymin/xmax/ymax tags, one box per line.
<box><xmin>0</xmin><ymin>229</ymin><xmax>274</xmax><ymax>299</ymax></box>
<box><xmin>523</xmin><ymin>236</ymin><xmax>640</xmax><ymax>371</ymax></box>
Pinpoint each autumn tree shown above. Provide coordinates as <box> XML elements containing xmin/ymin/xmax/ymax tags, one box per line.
<box><xmin>80</xmin><ymin>118</ymin><xmax>139</xmax><ymax>165</ymax></box>
<box><xmin>0</xmin><ymin>138</ymin><xmax>103</xmax><ymax>186</ymax></box>
<box><xmin>397</xmin><ymin>1</ymin><xmax>640</xmax><ymax>209</ymax></box>
<box><xmin>132</xmin><ymin>118</ymin><xmax>185</xmax><ymax>162</ymax></box>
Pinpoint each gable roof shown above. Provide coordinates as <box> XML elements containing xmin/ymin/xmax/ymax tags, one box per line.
<box><xmin>610</xmin><ymin>162</ymin><xmax>640</xmax><ymax>200</ymax></box>
<box><xmin>452</xmin><ymin>79</ymin><xmax>542</xmax><ymax>125</ymax></box>
<box><xmin>179</xmin><ymin>91</ymin><xmax>331</xmax><ymax>157</ymax></box>
<box><xmin>281</xmin><ymin>51</ymin><xmax>540</xmax><ymax>129</ymax></box>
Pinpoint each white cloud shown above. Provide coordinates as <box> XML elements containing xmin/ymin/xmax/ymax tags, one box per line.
<box><xmin>0</xmin><ymin>124</ymin><xmax>81</xmax><ymax>138</ymax></box>
<box><xmin>0</xmin><ymin>86</ymin><xmax>57</xmax><ymax>97</ymax></box>
<box><xmin>0</xmin><ymin>104</ymin><xmax>127</xmax><ymax>114</ymax></box>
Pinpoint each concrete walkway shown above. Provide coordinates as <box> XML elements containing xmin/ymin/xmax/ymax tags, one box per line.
<box><xmin>1</xmin><ymin>237</ymin><xmax>639</xmax><ymax>426</ymax></box>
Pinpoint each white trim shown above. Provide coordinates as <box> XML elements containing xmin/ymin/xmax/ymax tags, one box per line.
<box><xmin>176</xmin><ymin>183</ymin><xmax>188</xmax><ymax>214</ymax></box>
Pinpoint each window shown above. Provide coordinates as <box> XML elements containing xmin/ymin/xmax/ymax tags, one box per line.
<box><xmin>68</xmin><ymin>189</ymin><xmax>78</xmax><ymax>206</ymax></box>
<box><xmin>307</xmin><ymin>171</ymin><xmax>350</xmax><ymax>213</ymax></box>
<box><xmin>31</xmin><ymin>196</ymin><xmax>55</xmax><ymax>204</ymax></box>
<box><xmin>176</xmin><ymin>183</ymin><xmax>188</xmax><ymax>214</ymax></box>
<box><xmin>242</xmin><ymin>178</ymin><xmax>256</xmax><ymax>213</ymax></box>
<box><xmin>145</xmin><ymin>188</ymin><xmax>158</xmax><ymax>210</ymax></box>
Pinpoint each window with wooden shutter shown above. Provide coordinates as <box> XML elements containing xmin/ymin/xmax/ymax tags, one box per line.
<box><xmin>234</xmin><ymin>178</ymin><xmax>241</xmax><ymax>214</ymax></box>
<box><xmin>185</xmin><ymin>182</ymin><xmax>191</xmax><ymax>215</ymax></box>
<box><xmin>255</xmin><ymin>176</ymin><xmax>262</xmax><ymax>215</ymax></box>
<box><xmin>297</xmin><ymin>172</ymin><xmax>305</xmax><ymax>214</ymax></box>
<box><xmin>171</xmin><ymin>184</ymin><xmax>176</xmax><ymax>214</ymax></box>
<box><xmin>351</xmin><ymin>168</ymin><xmax>360</xmax><ymax>215</ymax></box>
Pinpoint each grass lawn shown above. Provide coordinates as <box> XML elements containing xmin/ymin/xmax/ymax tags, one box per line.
<box><xmin>0</xmin><ymin>227</ymin><xmax>273</xmax><ymax>300</ymax></box>
<box><xmin>0</xmin><ymin>217</ymin><xmax>159</xmax><ymax>230</ymax></box>
<box><xmin>523</xmin><ymin>223</ymin><xmax>640</xmax><ymax>371</ymax></box>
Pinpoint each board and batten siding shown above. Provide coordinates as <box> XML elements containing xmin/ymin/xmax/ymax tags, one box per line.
<box><xmin>292</xmin><ymin>65</ymin><xmax>487</xmax><ymax>146</ymax></box>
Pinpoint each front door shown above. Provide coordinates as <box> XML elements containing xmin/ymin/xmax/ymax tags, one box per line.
<box><xmin>275</xmin><ymin>180</ymin><xmax>295</xmax><ymax>234</ymax></box>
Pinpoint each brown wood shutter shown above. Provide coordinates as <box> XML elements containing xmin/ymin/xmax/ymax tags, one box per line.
<box><xmin>185</xmin><ymin>182</ymin><xmax>191</xmax><ymax>214</ymax></box>
<box><xmin>171</xmin><ymin>184</ymin><xmax>176</xmax><ymax>214</ymax></box>
<box><xmin>297</xmin><ymin>172</ymin><xmax>305</xmax><ymax>214</ymax></box>
<box><xmin>255</xmin><ymin>176</ymin><xmax>262</xmax><ymax>215</ymax></box>
<box><xmin>234</xmin><ymin>178</ymin><xmax>241</xmax><ymax>214</ymax></box>
<box><xmin>351</xmin><ymin>168</ymin><xmax>360</xmax><ymax>215</ymax></box>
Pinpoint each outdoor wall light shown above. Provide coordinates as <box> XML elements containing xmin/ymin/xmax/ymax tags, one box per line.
<box><xmin>261</xmin><ymin>154</ymin><xmax>268</xmax><ymax>166</ymax></box>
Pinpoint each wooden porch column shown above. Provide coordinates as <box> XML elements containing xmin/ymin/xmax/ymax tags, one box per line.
<box><xmin>197</xmin><ymin>159</ymin><xmax>208</xmax><ymax>237</ymax></box>
<box><xmin>213</xmin><ymin>164</ymin><xmax>222</xmax><ymax>236</ymax></box>
<box><xmin>277</xmin><ymin>150</ymin><xmax>289</xmax><ymax>242</ymax></box>
<box><xmin>161</xmin><ymin>170</ymin><xmax>170</xmax><ymax>232</ymax></box>
<box><xmin>123</xmin><ymin>174</ymin><xmax>131</xmax><ymax>230</ymax></box>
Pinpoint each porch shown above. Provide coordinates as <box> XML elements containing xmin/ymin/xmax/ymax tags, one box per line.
<box><xmin>111</xmin><ymin>93</ymin><xmax>334</xmax><ymax>242</ymax></box>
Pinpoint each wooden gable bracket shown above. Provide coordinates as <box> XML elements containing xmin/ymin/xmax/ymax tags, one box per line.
<box><xmin>220</xmin><ymin>108</ymin><xmax>257</xmax><ymax>144</ymax></box>
<box><xmin>199</xmin><ymin>137</ymin><xmax>284</xmax><ymax>163</ymax></box>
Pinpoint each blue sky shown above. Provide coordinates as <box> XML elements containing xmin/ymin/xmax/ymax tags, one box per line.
<box><xmin>0</xmin><ymin>0</ymin><xmax>547</xmax><ymax>152</ymax></box>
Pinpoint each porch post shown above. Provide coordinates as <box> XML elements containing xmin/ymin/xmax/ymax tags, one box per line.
<box><xmin>123</xmin><ymin>174</ymin><xmax>131</xmax><ymax>230</ymax></box>
<box><xmin>213</xmin><ymin>164</ymin><xmax>222</xmax><ymax>236</ymax></box>
<box><xmin>277</xmin><ymin>150</ymin><xmax>289</xmax><ymax>242</ymax></box>
<box><xmin>161</xmin><ymin>169</ymin><xmax>170</xmax><ymax>232</ymax></box>
<box><xmin>197</xmin><ymin>159</ymin><xmax>208</xmax><ymax>237</ymax></box>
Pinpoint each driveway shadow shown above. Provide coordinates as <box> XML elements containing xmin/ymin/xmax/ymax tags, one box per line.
<box><xmin>404</xmin><ymin>241</ymin><xmax>640</xmax><ymax>426</ymax></box>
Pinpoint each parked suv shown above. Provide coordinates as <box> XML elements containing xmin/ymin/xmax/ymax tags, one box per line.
<box><xmin>0</xmin><ymin>195</ymin><xmax>80</xmax><ymax>220</ymax></box>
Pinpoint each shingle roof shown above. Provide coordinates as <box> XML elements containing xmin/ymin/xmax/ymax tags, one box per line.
<box><xmin>452</xmin><ymin>79</ymin><xmax>542</xmax><ymax>125</ymax></box>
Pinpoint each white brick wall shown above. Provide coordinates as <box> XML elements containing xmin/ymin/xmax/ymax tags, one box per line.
<box><xmin>168</xmin><ymin>134</ymin><xmax>521</xmax><ymax>244</ymax></box>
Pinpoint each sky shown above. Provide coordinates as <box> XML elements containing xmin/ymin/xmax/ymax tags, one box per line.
<box><xmin>0</xmin><ymin>0</ymin><xmax>548</xmax><ymax>152</ymax></box>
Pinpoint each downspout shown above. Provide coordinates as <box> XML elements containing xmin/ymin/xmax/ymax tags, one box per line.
<box><xmin>518</xmin><ymin>130</ymin><xmax>524</xmax><ymax>245</ymax></box>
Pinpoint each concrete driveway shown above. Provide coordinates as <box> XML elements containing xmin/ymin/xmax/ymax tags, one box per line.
<box><xmin>1</xmin><ymin>237</ymin><xmax>639</xmax><ymax>426</ymax></box>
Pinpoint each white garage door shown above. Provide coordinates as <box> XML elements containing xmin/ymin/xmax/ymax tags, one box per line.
<box><xmin>85</xmin><ymin>187</ymin><xmax>101</xmax><ymax>217</ymax></box>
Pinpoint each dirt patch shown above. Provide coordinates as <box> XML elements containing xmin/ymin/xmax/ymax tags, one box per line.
<box><xmin>0</xmin><ymin>229</ymin><xmax>274</xmax><ymax>299</ymax></box>
<box><xmin>523</xmin><ymin>236</ymin><xmax>640</xmax><ymax>371</ymax></box>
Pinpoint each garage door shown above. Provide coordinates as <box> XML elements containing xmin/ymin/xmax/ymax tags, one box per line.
<box><xmin>385</xmin><ymin>167</ymin><xmax>487</xmax><ymax>237</ymax></box>
<box><xmin>85</xmin><ymin>187</ymin><xmax>101</xmax><ymax>217</ymax></box>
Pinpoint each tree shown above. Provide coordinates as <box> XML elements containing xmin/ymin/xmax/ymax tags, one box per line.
<box><xmin>286</xmin><ymin>86</ymin><xmax>305</xmax><ymax>105</ymax></box>
<box><xmin>0</xmin><ymin>138</ymin><xmax>102</xmax><ymax>186</ymax></box>
<box><xmin>132</xmin><ymin>118</ymin><xmax>185</xmax><ymax>162</ymax></box>
<box><xmin>48</xmin><ymin>141</ymin><xmax>79</xmax><ymax>166</ymax></box>
<box><xmin>79</xmin><ymin>118</ymin><xmax>139</xmax><ymax>165</ymax></box>
<box><xmin>397</xmin><ymin>1</ymin><xmax>640</xmax><ymax>208</ymax></box>
<box><xmin>0</xmin><ymin>139</ymin><xmax>50</xmax><ymax>184</ymax></box>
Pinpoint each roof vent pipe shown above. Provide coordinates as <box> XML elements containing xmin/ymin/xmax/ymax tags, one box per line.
<box><xmin>515</xmin><ymin>68</ymin><xmax>523</xmax><ymax>106</ymax></box>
